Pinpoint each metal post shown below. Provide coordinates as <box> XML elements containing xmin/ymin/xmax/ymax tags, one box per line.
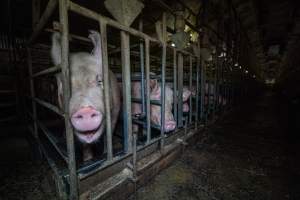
<box><xmin>195</xmin><ymin>56</ymin><xmax>200</xmax><ymax>129</ymax></box>
<box><xmin>189</xmin><ymin>56</ymin><xmax>192</xmax><ymax>124</ymax></box>
<box><xmin>58</xmin><ymin>0</ymin><xmax>79</xmax><ymax>199</ymax></box>
<box><xmin>177</xmin><ymin>53</ymin><xmax>183</xmax><ymax>127</ymax></box>
<box><xmin>139</xmin><ymin>19</ymin><xmax>145</xmax><ymax>117</ymax></box>
<box><xmin>173</xmin><ymin>49</ymin><xmax>177</xmax><ymax>127</ymax></box>
<box><xmin>26</xmin><ymin>48</ymin><xmax>39</xmax><ymax>152</ymax></box>
<box><xmin>160</xmin><ymin>12</ymin><xmax>167</xmax><ymax>151</ymax></box>
<box><xmin>100</xmin><ymin>21</ymin><xmax>113</xmax><ymax>160</ymax></box>
<box><xmin>121</xmin><ymin>30</ymin><xmax>133</xmax><ymax>153</ymax></box>
<box><xmin>145</xmin><ymin>39</ymin><xmax>151</xmax><ymax>143</ymax></box>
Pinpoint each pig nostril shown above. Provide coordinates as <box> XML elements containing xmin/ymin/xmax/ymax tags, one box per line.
<box><xmin>76</xmin><ymin>115</ymin><xmax>83</xmax><ymax>119</ymax></box>
<box><xmin>91</xmin><ymin>113</ymin><xmax>98</xmax><ymax>118</ymax></box>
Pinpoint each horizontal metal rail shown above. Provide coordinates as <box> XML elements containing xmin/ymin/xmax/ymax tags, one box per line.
<box><xmin>32</xmin><ymin>65</ymin><xmax>61</xmax><ymax>78</ymax></box>
<box><xmin>27</xmin><ymin>96</ymin><xmax>64</xmax><ymax>116</ymax></box>
<box><xmin>131</xmin><ymin>98</ymin><xmax>162</xmax><ymax>106</ymax></box>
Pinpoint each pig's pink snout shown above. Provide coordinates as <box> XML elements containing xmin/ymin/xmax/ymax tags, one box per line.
<box><xmin>71</xmin><ymin>107</ymin><xmax>102</xmax><ymax>132</ymax></box>
<box><xmin>164</xmin><ymin>120</ymin><xmax>176</xmax><ymax>132</ymax></box>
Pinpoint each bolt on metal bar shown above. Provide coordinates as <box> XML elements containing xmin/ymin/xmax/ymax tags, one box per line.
<box><xmin>189</xmin><ymin>56</ymin><xmax>193</xmax><ymax>124</ymax></box>
<box><xmin>58</xmin><ymin>0</ymin><xmax>79</xmax><ymax>199</ymax></box>
<box><xmin>145</xmin><ymin>39</ymin><xmax>151</xmax><ymax>143</ymax></box>
<box><xmin>99</xmin><ymin>21</ymin><xmax>113</xmax><ymax>161</ymax></box>
<box><xmin>121</xmin><ymin>30</ymin><xmax>133</xmax><ymax>154</ymax></box>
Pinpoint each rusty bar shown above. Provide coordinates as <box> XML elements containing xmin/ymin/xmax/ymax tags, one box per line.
<box><xmin>177</xmin><ymin>53</ymin><xmax>183</xmax><ymax>127</ymax></box>
<box><xmin>32</xmin><ymin>65</ymin><xmax>61</xmax><ymax>78</ymax></box>
<box><xmin>29</xmin><ymin>0</ymin><xmax>58</xmax><ymax>44</ymax></box>
<box><xmin>173</xmin><ymin>49</ymin><xmax>177</xmax><ymax>127</ymax></box>
<box><xmin>121</xmin><ymin>30</ymin><xmax>133</xmax><ymax>153</ymax></box>
<box><xmin>189</xmin><ymin>56</ymin><xmax>193</xmax><ymax>124</ymax></box>
<box><xmin>100</xmin><ymin>21</ymin><xmax>113</xmax><ymax>161</ymax></box>
<box><xmin>145</xmin><ymin>39</ymin><xmax>151</xmax><ymax>143</ymax></box>
<box><xmin>58</xmin><ymin>0</ymin><xmax>79</xmax><ymax>199</ymax></box>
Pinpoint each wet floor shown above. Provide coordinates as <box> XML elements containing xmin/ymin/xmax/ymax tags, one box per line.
<box><xmin>1</xmin><ymin>92</ymin><xmax>300</xmax><ymax>200</ymax></box>
<box><xmin>129</xmin><ymin>92</ymin><xmax>300</xmax><ymax>200</ymax></box>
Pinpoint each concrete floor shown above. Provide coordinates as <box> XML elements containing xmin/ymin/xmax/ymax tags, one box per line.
<box><xmin>129</xmin><ymin>93</ymin><xmax>300</xmax><ymax>200</ymax></box>
<box><xmin>1</xmin><ymin>92</ymin><xmax>299</xmax><ymax>200</ymax></box>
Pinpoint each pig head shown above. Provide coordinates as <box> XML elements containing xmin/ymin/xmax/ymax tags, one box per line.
<box><xmin>51</xmin><ymin>31</ymin><xmax>120</xmax><ymax>159</ymax></box>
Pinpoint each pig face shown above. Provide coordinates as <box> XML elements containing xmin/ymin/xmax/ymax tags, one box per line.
<box><xmin>51</xmin><ymin>31</ymin><xmax>107</xmax><ymax>144</ymax></box>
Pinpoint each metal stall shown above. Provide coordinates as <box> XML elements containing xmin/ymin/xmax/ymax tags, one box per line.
<box><xmin>25</xmin><ymin>0</ymin><xmax>250</xmax><ymax>199</ymax></box>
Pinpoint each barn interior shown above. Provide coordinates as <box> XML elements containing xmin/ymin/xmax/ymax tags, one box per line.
<box><xmin>0</xmin><ymin>0</ymin><xmax>300</xmax><ymax>199</ymax></box>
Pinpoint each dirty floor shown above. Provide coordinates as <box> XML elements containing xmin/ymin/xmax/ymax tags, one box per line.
<box><xmin>1</xmin><ymin>92</ymin><xmax>300</xmax><ymax>200</ymax></box>
<box><xmin>129</xmin><ymin>93</ymin><xmax>300</xmax><ymax>200</ymax></box>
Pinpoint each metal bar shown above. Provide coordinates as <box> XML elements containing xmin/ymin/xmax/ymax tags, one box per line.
<box><xmin>200</xmin><ymin>60</ymin><xmax>205</xmax><ymax>123</ymax></box>
<box><xmin>139</xmin><ymin>19</ymin><xmax>146</xmax><ymax>119</ymax></box>
<box><xmin>160</xmin><ymin>12</ymin><xmax>167</xmax><ymax>151</ymax></box>
<box><xmin>29</xmin><ymin>0</ymin><xmax>58</xmax><ymax>44</ymax></box>
<box><xmin>177</xmin><ymin>53</ymin><xmax>183</xmax><ymax>127</ymax></box>
<box><xmin>69</xmin><ymin>1</ymin><xmax>161</xmax><ymax>44</ymax></box>
<box><xmin>58</xmin><ymin>0</ymin><xmax>79</xmax><ymax>199</ymax></box>
<box><xmin>189</xmin><ymin>56</ymin><xmax>193</xmax><ymax>124</ymax></box>
<box><xmin>145</xmin><ymin>39</ymin><xmax>151</xmax><ymax>143</ymax></box>
<box><xmin>100</xmin><ymin>21</ymin><xmax>113</xmax><ymax>160</ymax></box>
<box><xmin>195</xmin><ymin>56</ymin><xmax>200</xmax><ymax>129</ymax></box>
<box><xmin>32</xmin><ymin>97</ymin><xmax>63</xmax><ymax>116</ymax></box>
<box><xmin>26</xmin><ymin>47</ymin><xmax>39</xmax><ymax>147</ymax></box>
<box><xmin>173</xmin><ymin>49</ymin><xmax>177</xmax><ymax>127</ymax></box>
<box><xmin>121</xmin><ymin>30</ymin><xmax>133</xmax><ymax>154</ymax></box>
<box><xmin>131</xmin><ymin>98</ymin><xmax>161</xmax><ymax>106</ymax></box>
<box><xmin>32</xmin><ymin>65</ymin><xmax>61</xmax><ymax>78</ymax></box>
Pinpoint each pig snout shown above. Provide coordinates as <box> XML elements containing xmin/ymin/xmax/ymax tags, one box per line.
<box><xmin>71</xmin><ymin>107</ymin><xmax>102</xmax><ymax>132</ymax></box>
<box><xmin>164</xmin><ymin>120</ymin><xmax>176</xmax><ymax>132</ymax></box>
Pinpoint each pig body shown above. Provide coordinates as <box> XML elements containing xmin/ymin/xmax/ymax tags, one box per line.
<box><xmin>51</xmin><ymin>31</ymin><xmax>120</xmax><ymax>161</ymax></box>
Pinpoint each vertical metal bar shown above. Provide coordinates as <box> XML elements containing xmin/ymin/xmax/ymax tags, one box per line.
<box><xmin>145</xmin><ymin>39</ymin><xmax>151</xmax><ymax>143</ymax></box>
<box><xmin>32</xmin><ymin>0</ymin><xmax>41</xmax><ymax>28</ymax></box>
<box><xmin>189</xmin><ymin>56</ymin><xmax>192</xmax><ymax>124</ymax></box>
<box><xmin>195</xmin><ymin>56</ymin><xmax>200</xmax><ymax>129</ymax></box>
<box><xmin>121</xmin><ymin>30</ymin><xmax>133</xmax><ymax>153</ymax></box>
<box><xmin>160</xmin><ymin>13</ymin><xmax>167</xmax><ymax>151</ymax></box>
<box><xmin>58</xmin><ymin>0</ymin><xmax>79</xmax><ymax>199</ymax></box>
<box><xmin>177</xmin><ymin>53</ymin><xmax>183</xmax><ymax>127</ymax></box>
<box><xmin>99</xmin><ymin>21</ymin><xmax>113</xmax><ymax>160</ymax></box>
<box><xmin>139</xmin><ymin>19</ymin><xmax>146</xmax><ymax>116</ymax></box>
<box><xmin>27</xmin><ymin>48</ymin><xmax>39</xmax><ymax>148</ymax></box>
<box><xmin>200</xmin><ymin>58</ymin><xmax>205</xmax><ymax>123</ymax></box>
<box><xmin>173</xmin><ymin>49</ymin><xmax>177</xmax><ymax>127</ymax></box>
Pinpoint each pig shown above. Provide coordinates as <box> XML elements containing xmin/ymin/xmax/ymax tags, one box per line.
<box><xmin>51</xmin><ymin>30</ymin><xmax>120</xmax><ymax>161</ymax></box>
<box><xmin>131</xmin><ymin>78</ymin><xmax>192</xmax><ymax>133</ymax></box>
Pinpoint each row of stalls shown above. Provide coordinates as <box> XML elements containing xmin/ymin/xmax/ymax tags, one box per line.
<box><xmin>23</xmin><ymin>0</ymin><xmax>259</xmax><ymax>199</ymax></box>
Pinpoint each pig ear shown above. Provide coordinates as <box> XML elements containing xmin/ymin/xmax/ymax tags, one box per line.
<box><xmin>55</xmin><ymin>73</ymin><xmax>63</xmax><ymax>109</ymax></box>
<box><xmin>51</xmin><ymin>32</ymin><xmax>62</xmax><ymax>66</ymax></box>
<box><xmin>88</xmin><ymin>30</ymin><xmax>102</xmax><ymax>67</ymax></box>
